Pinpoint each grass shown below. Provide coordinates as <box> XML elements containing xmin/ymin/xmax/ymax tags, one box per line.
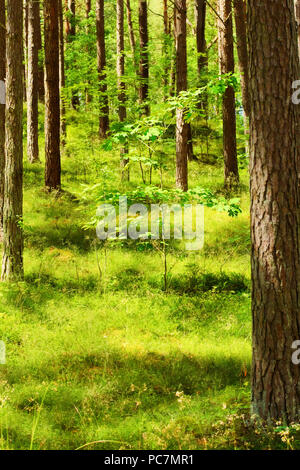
<box><xmin>1</xmin><ymin>109</ymin><xmax>297</xmax><ymax>451</ymax></box>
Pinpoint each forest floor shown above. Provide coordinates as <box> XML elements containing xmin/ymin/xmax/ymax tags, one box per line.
<box><xmin>0</xmin><ymin>110</ymin><xmax>295</xmax><ymax>450</ymax></box>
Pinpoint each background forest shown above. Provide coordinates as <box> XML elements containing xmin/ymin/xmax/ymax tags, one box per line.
<box><xmin>0</xmin><ymin>0</ymin><xmax>297</xmax><ymax>451</ymax></box>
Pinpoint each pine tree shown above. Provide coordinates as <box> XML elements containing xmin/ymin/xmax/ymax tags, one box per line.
<box><xmin>44</xmin><ymin>0</ymin><xmax>61</xmax><ymax>190</ymax></box>
<box><xmin>249</xmin><ymin>0</ymin><xmax>300</xmax><ymax>422</ymax></box>
<box><xmin>1</xmin><ymin>0</ymin><xmax>24</xmax><ymax>281</ymax></box>
<box><xmin>27</xmin><ymin>0</ymin><xmax>40</xmax><ymax>163</ymax></box>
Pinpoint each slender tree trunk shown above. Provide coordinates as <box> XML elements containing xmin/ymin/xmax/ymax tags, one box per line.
<box><xmin>85</xmin><ymin>0</ymin><xmax>91</xmax><ymax>17</ymax></box>
<box><xmin>195</xmin><ymin>0</ymin><xmax>206</xmax><ymax>78</ymax></box>
<box><xmin>27</xmin><ymin>0</ymin><xmax>39</xmax><ymax>163</ymax></box>
<box><xmin>65</xmin><ymin>0</ymin><xmax>79</xmax><ymax>109</ymax></box>
<box><xmin>23</xmin><ymin>1</ymin><xmax>28</xmax><ymax>102</ymax></box>
<box><xmin>169</xmin><ymin>6</ymin><xmax>176</xmax><ymax>98</ymax></box>
<box><xmin>175</xmin><ymin>0</ymin><xmax>188</xmax><ymax>191</ymax></box>
<box><xmin>96</xmin><ymin>0</ymin><xmax>109</xmax><ymax>138</ymax></box>
<box><xmin>58</xmin><ymin>0</ymin><xmax>67</xmax><ymax>145</ymax></box>
<box><xmin>233</xmin><ymin>0</ymin><xmax>249</xmax><ymax>117</ymax></box>
<box><xmin>0</xmin><ymin>0</ymin><xmax>5</xmax><ymax>229</ymax></box>
<box><xmin>1</xmin><ymin>0</ymin><xmax>24</xmax><ymax>281</ymax></box>
<box><xmin>65</xmin><ymin>0</ymin><xmax>71</xmax><ymax>36</ymax></box>
<box><xmin>44</xmin><ymin>0</ymin><xmax>61</xmax><ymax>190</ymax></box>
<box><xmin>163</xmin><ymin>0</ymin><xmax>170</xmax><ymax>100</ymax></box>
<box><xmin>218</xmin><ymin>0</ymin><xmax>238</xmax><ymax>188</ymax></box>
<box><xmin>85</xmin><ymin>0</ymin><xmax>92</xmax><ymax>104</ymax></box>
<box><xmin>233</xmin><ymin>0</ymin><xmax>249</xmax><ymax>155</ymax></box>
<box><xmin>36</xmin><ymin>2</ymin><xmax>44</xmax><ymax>102</ymax></box>
<box><xmin>117</xmin><ymin>0</ymin><xmax>129</xmax><ymax>180</ymax></box>
<box><xmin>249</xmin><ymin>0</ymin><xmax>300</xmax><ymax>423</ymax></box>
<box><xmin>195</xmin><ymin>0</ymin><xmax>207</xmax><ymax>112</ymax></box>
<box><xmin>68</xmin><ymin>0</ymin><xmax>75</xmax><ymax>38</ymax></box>
<box><xmin>126</xmin><ymin>0</ymin><xmax>137</xmax><ymax>68</ymax></box>
<box><xmin>139</xmin><ymin>0</ymin><xmax>149</xmax><ymax>115</ymax></box>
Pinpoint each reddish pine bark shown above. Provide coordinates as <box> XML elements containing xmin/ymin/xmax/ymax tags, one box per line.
<box><xmin>175</xmin><ymin>0</ymin><xmax>188</xmax><ymax>191</ymax></box>
<box><xmin>218</xmin><ymin>0</ymin><xmax>239</xmax><ymax>187</ymax></box>
<box><xmin>249</xmin><ymin>0</ymin><xmax>300</xmax><ymax>423</ymax></box>
<box><xmin>27</xmin><ymin>0</ymin><xmax>40</xmax><ymax>163</ymax></box>
<box><xmin>1</xmin><ymin>0</ymin><xmax>24</xmax><ymax>281</ymax></box>
<box><xmin>0</xmin><ymin>0</ymin><xmax>5</xmax><ymax>228</ymax></box>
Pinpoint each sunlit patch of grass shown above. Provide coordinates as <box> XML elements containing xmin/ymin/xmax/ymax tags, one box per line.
<box><xmin>0</xmin><ymin>109</ymin><xmax>271</xmax><ymax>450</ymax></box>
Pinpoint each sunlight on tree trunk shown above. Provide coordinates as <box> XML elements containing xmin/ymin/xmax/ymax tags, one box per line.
<box><xmin>1</xmin><ymin>0</ymin><xmax>24</xmax><ymax>281</ymax></box>
<box><xmin>27</xmin><ymin>0</ymin><xmax>40</xmax><ymax>163</ymax></box>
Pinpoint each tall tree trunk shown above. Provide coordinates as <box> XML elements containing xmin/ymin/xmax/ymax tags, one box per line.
<box><xmin>44</xmin><ymin>0</ymin><xmax>61</xmax><ymax>190</ymax></box>
<box><xmin>65</xmin><ymin>0</ymin><xmax>79</xmax><ymax>109</ymax></box>
<box><xmin>36</xmin><ymin>2</ymin><xmax>44</xmax><ymax>102</ymax></box>
<box><xmin>175</xmin><ymin>0</ymin><xmax>188</xmax><ymax>191</ymax></box>
<box><xmin>0</xmin><ymin>0</ymin><xmax>5</xmax><ymax>229</ymax></box>
<box><xmin>163</xmin><ymin>0</ymin><xmax>170</xmax><ymax>100</ymax></box>
<box><xmin>249</xmin><ymin>0</ymin><xmax>300</xmax><ymax>423</ymax></box>
<box><xmin>117</xmin><ymin>0</ymin><xmax>129</xmax><ymax>180</ymax></box>
<box><xmin>27</xmin><ymin>0</ymin><xmax>39</xmax><ymax>163</ymax></box>
<box><xmin>169</xmin><ymin>6</ymin><xmax>176</xmax><ymax>98</ymax></box>
<box><xmin>96</xmin><ymin>0</ymin><xmax>109</xmax><ymax>138</ymax></box>
<box><xmin>23</xmin><ymin>0</ymin><xmax>28</xmax><ymax>102</ymax></box>
<box><xmin>1</xmin><ymin>0</ymin><xmax>24</xmax><ymax>281</ymax></box>
<box><xmin>85</xmin><ymin>0</ymin><xmax>92</xmax><ymax>104</ymax></box>
<box><xmin>233</xmin><ymin>0</ymin><xmax>250</xmax><ymax>155</ymax></box>
<box><xmin>218</xmin><ymin>0</ymin><xmax>238</xmax><ymax>188</ymax></box>
<box><xmin>126</xmin><ymin>0</ymin><xmax>137</xmax><ymax>68</ymax></box>
<box><xmin>58</xmin><ymin>0</ymin><xmax>67</xmax><ymax>145</ymax></box>
<box><xmin>233</xmin><ymin>0</ymin><xmax>249</xmax><ymax>117</ymax></box>
<box><xmin>138</xmin><ymin>0</ymin><xmax>149</xmax><ymax>115</ymax></box>
<box><xmin>195</xmin><ymin>0</ymin><xmax>207</xmax><ymax>111</ymax></box>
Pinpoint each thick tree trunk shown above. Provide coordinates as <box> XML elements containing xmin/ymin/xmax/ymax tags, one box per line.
<box><xmin>96</xmin><ymin>0</ymin><xmax>109</xmax><ymax>138</ymax></box>
<box><xmin>0</xmin><ymin>0</ymin><xmax>5</xmax><ymax>229</ymax></box>
<box><xmin>249</xmin><ymin>0</ymin><xmax>300</xmax><ymax>423</ymax></box>
<box><xmin>44</xmin><ymin>0</ymin><xmax>61</xmax><ymax>190</ymax></box>
<box><xmin>58</xmin><ymin>0</ymin><xmax>67</xmax><ymax>145</ymax></box>
<box><xmin>117</xmin><ymin>0</ymin><xmax>129</xmax><ymax>179</ymax></box>
<box><xmin>1</xmin><ymin>0</ymin><xmax>24</xmax><ymax>281</ymax></box>
<box><xmin>27</xmin><ymin>0</ymin><xmax>39</xmax><ymax>163</ymax></box>
<box><xmin>175</xmin><ymin>0</ymin><xmax>188</xmax><ymax>191</ymax></box>
<box><xmin>218</xmin><ymin>0</ymin><xmax>238</xmax><ymax>188</ymax></box>
<box><xmin>139</xmin><ymin>0</ymin><xmax>149</xmax><ymax>115</ymax></box>
<box><xmin>36</xmin><ymin>2</ymin><xmax>44</xmax><ymax>102</ymax></box>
